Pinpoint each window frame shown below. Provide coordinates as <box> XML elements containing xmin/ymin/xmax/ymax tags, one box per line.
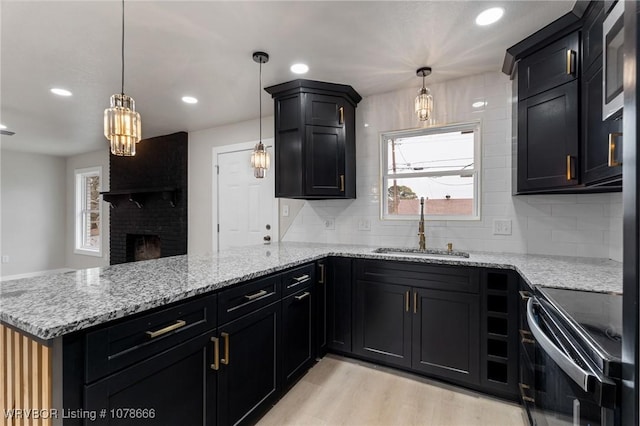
<box><xmin>379</xmin><ymin>121</ymin><xmax>482</xmax><ymax>221</ymax></box>
<box><xmin>74</xmin><ymin>166</ymin><xmax>103</xmax><ymax>257</ymax></box>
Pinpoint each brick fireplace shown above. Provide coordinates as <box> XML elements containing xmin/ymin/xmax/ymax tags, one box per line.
<box><xmin>105</xmin><ymin>131</ymin><xmax>188</xmax><ymax>265</ymax></box>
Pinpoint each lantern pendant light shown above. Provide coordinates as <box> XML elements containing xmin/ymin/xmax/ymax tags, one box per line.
<box><xmin>104</xmin><ymin>0</ymin><xmax>141</xmax><ymax>156</ymax></box>
<box><xmin>415</xmin><ymin>67</ymin><xmax>433</xmax><ymax>122</ymax></box>
<box><xmin>250</xmin><ymin>52</ymin><xmax>270</xmax><ymax>178</ymax></box>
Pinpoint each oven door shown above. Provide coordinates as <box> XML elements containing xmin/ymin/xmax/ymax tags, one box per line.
<box><xmin>524</xmin><ymin>298</ymin><xmax>618</xmax><ymax>426</ymax></box>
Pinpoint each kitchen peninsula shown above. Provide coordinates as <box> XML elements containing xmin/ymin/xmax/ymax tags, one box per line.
<box><xmin>0</xmin><ymin>242</ymin><xmax>622</xmax><ymax>425</ymax></box>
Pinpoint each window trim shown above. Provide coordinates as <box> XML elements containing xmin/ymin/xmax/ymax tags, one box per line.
<box><xmin>74</xmin><ymin>166</ymin><xmax>103</xmax><ymax>257</ymax></box>
<box><xmin>379</xmin><ymin>121</ymin><xmax>482</xmax><ymax>221</ymax></box>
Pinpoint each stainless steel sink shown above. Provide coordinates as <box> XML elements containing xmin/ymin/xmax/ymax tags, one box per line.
<box><xmin>373</xmin><ymin>247</ymin><xmax>470</xmax><ymax>258</ymax></box>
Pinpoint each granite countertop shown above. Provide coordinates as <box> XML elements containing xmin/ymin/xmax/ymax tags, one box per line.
<box><xmin>0</xmin><ymin>242</ymin><xmax>622</xmax><ymax>342</ymax></box>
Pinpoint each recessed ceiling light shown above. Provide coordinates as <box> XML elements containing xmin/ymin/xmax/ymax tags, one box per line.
<box><xmin>0</xmin><ymin>124</ymin><xmax>6</xmax><ymax>130</ymax></box>
<box><xmin>51</xmin><ymin>88</ymin><xmax>72</xmax><ymax>96</ymax></box>
<box><xmin>182</xmin><ymin>96</ymin><xmax>198</xmax><ymax>104</ymax></box>
<box><xmin>472</xmin><ymin>101</ymin><xmax>487</xmax><ymax>108</ymax></box>
<box><xmin>476</xmin><ymin>7</ymin><xmax>504</xmax><ymax>26</ymax></box>
<box><xmin>290</xmin><ymin>63</ymin><xmax>309</xmax><ymax>74</ymax></box>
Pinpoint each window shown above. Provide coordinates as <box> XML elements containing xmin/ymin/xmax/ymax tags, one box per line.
<box><xmin>75</xmin><ymin>167</ymin><xmax>102</xmax><ymax>256</ymax></box>
<box><xmin>380</xmin><ymin>122</ymin><xmax>481</xmax><ymax>220</ymax></box>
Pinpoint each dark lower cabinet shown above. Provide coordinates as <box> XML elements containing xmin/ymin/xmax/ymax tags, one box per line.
<box><xmin>411</xmin><ymin>288</ymin><xmax>480</xmax><ymax>385</ymax></box>
<box><xmin>354</xmin><ymin>280</ymin><xmax>412</xmax><ymax>368</ymax></box>
<box><xmin>217</xmin><ymin>302</ymin><xmax>280</xmax><ymax>426</ymax></box>
<box><xmin>281</xmin><ymin>286</ymin><xmax>315</xmax><ymax>389</ymax></box>
<box><xmin>327</xmin><ymin>257</ymin><xmax>353</xmax><ymax>353</ymax></box>
<box><xmin>84</xmin><ymin>331</ymin><xmax>217</xmax><ymax>426</ymax></box>
<box><xmin>316</xmin><ymin>260</ymin><xmax>328</xmax><ymax>357</ymax></box>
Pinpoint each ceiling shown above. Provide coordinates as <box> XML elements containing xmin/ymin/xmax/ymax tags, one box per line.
<box><xmin>0</xmin><ymin>1</ymin><xmax>574</xmax><ymax>157</ymax></box>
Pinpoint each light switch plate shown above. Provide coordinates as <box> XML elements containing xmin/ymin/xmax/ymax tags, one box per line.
<box><xmin>282</xmin><ymin>205</ymin><xmax>289</xmax><ymax>217</ymax></box>
<box><xmin>324</xmin><ymin>217</ymin><xmax>335</xmax><ymax>230</ymax></box>
<box><xmin>493</xmin><ymin>219</ymin><xmax>512</xmax><ymax>235</ymax></box>
<box><xmin>1</xmin><ymin>255</ymin><xmax>9</xmax><ymax>263</ymax></box>
<box><xmin>358</xmin><ymin>219</ymin><xmax>371</xmax><ymax>231</ymax></box>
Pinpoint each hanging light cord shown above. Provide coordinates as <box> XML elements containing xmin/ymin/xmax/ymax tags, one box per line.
<box><xmin>259</xmin><ymin>59</ymin><xmax>263</xmax><ymax>143</ymax></box>
<box><xmin>121</xmin><ymin>0</ymin><xmax>125</xmax><ymax>95</ymax></box>
<box><xmin>422</xmin><ymin>73</ymin><xmax>425</xmax><ymax>90</ymax></box>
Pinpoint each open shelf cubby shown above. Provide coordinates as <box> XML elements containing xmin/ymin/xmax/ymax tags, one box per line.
<box><xmin>487</xmin><ymin>360</ymin><xmax>509</xmax><ymax>384</ymax></box>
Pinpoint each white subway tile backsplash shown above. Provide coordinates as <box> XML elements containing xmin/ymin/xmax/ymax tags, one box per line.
<box><xmin>282</xmin><ymin>71</ymin><xmax>622</xmax><ymax>260</ymax></box>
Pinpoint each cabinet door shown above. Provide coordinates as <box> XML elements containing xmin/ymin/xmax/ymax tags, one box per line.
<box><xmin>282</xmin><ymin>287</ymin><xmax>315</xmax><ymax>389</ymax></box>
<box><xmin>582</xmin><ymin>62</ymin><xmax>623</xmax><ymax>185</ymax></box>
<box><xmin>354</xmin><ymin>280</ymin><xmax>411</xmax><ymax>368</ymax></box>
<box><xmin>518</xmin><ymin>31</ymin><xmax>579</xmax><ymax>99</ymax></box>
<box><xmin>305</xmin><ymin>94</ymin><xmax>344</xmax><ymax>128</ymax></box>
<box><xmin>305</xmin><ymin>125</ymin><xmax>346</xmax><ymax>197</ymax></box>
<box><xmin>412</xmin><ymin>288</ymin><xmax>480</xmax><ymax>385</ymax></box>
<box><xmin>274</xmin><ymin>94</ymin><xmax>304</xmax><ymax>198</ymax></box>
<box><xmin>217</xmin><ymin>302</ymin><xmax>280</xmax><ymax>426</ymax></box>
<box><xmin>84</xmin><ymin>331</ymin><xmax>216</xmax><ymax>426</ymax></box>
<box><xmin>517</xmin><ymin>80</ymin><xmax>579</xmax><ymax>192</ymax></box>
<box><xmin>582</xmin><ymin>1</ymin><xmax>604</xmax><ymax>72</ymax></box>
<box><xmin>327</xmin><ymin>257</ymin><xmax>352</xmax><ymax>353</ymax></box>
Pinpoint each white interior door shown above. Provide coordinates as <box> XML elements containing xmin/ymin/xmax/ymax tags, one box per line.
<box><xmin>215</xmin><ymin>143</ymin><xmax>277</xmax><ymax>251</ymax></box>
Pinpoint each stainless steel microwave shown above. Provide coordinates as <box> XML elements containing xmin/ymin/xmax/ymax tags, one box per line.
<box><xmin>603</xmin><ymin>0</ymin><xmax>624</xmax><ymax>120</ymax></box>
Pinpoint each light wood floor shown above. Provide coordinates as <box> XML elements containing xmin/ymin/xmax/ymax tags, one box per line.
<box><xmin>258</xmin><ymin>355</ymin><xmax>527</xmax><ymax>426</ymax></box>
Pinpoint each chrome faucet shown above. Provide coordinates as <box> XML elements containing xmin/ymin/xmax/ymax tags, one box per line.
<box><xmin>418</xmin><ymin>197</ymin><xmax>426</xmax><ymax>250</ymax></box>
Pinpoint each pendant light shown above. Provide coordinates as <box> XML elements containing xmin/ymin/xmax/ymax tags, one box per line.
<box><xmin>250</xmin><ymin>52</ymin><xmax>270</xmax><ymax>178</ymax></box>
<box><xmin>415</xmin><ymin>67</ymin><xmax>433</xmax><ymax>122</ymax></box>
<box><xmin>104</xmin><ymin>0</ymin><xmax>141</xmax><ymax>156</ymax></box>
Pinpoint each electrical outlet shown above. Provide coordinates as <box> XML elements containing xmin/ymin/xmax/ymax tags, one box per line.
<box><xmin>1</xmin><ymin>255</ymin><xmax>9</xmax><ymax>263</ymax></box>
<box><xmin>358</xmin><ymin>219</ymin><xmax>371</xmax><ymax>231</ymax></box>
<box><xmin>282</xmin><ymin>205</ymin><xmax>289</xmax><ymax>217</ymax></box>
<box><xmin>324</xmin><ymin>217</ymin><xmax>335</xmax><ymax>230</ymax></box>
<box><xmin>493</xmin><ymin>219</ymin><xmax>512</xmax><ymax>235</ymax></box>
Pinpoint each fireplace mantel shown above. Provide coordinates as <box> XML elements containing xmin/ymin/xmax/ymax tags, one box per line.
<box><xmin>101</xmin><ymin>187</ymin><xmax>178</xmax><ymax>208</ymax></box>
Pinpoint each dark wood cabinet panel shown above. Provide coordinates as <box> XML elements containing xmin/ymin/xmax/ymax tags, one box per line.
<box><xmin>517</xmin><ymin>80</ymin><xmax>579</xmax><ymax>192</ymax></box>
<box><xmin>518</xmin><ymin>32</ymin><xmax>579</xmax><ymax>99</ymax></box>
<box><xmin>85</xmin><ymin>331</ymin><xmax>217</xmax><ymax>426</ymax></box>
<box><xmin>582</xmin><ymin>2</ymin><xmax>604</xmax><ymax>72</ymax></box>
<box><xmin>354</xmin><ymin>280</ymin><xmax>412</xmax><ymax>368</ymax></box>
<box><xmin>316</xmin><ymin>260</ymin><xmax>328</xmax><ymax>356</ymax></box>
<box><xmin>217</xmin><ymin>302</ymin><xmax>280</xmax><ymax>426</ymax></box>
<box><xmin>265</xmin><ymin>79</ymin><xmax>361</xmax><ymax>199</ymax></box>
<box><xmin>327</xmin><ymin>257</ymin><xmax>353</xmax><ymax>353</ymax></box>
<box><xmin>281</xmin><ymin>286</ymin><xmax>315</xmax><ymax>389</ymax></box>
<box><xmin>411</xmin><ymin>288</ymin><xmax>480</xmax><ymax>385</ymax></box>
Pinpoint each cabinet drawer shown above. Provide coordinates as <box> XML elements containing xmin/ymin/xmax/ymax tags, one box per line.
<box><xmin>356</xmin><ymin>259</ymin><xmax>479</xmax><ymax>293</ymax></box>
<box><xmin>282</xmin><ymin>263</ymin><xmax>315</xmax><ymax>297</ymax></box>
<box><xmin>85</xmin><ymin>294</ymin><xmax>217</xmax><ymax>383</ymax></box>
<box><xmin>218</xmin><ymin>274</ymin><xmax>281</xmax><ymax>325</ymax></box>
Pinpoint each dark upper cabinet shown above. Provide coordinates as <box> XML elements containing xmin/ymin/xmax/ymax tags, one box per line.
<box><xmin>517</xmin><ymin>80</ymin><xmax>579</xmax><ymax>192</ymax></box>
<box><xmin>411</xmin><ymin>288</ymin><xmax>480</xmax><ymax>385</ymax></box>
<box><xmin>582</xmin><ymin>1</ymin><xmax>604</xmax><ymax>72</ymax></box>
<box><xmin>327</xmin><ymin>257</ymin><xmax>353</xmax><ymax>354</ymax></box>
<box><xmin>281</xmin><ymin>285</ymin><xmax>315</xmax><ymax>389</ymax></box>
<box><xmin>265</xmin><ymin>79</ymin><xmax>361</xmax><ymax>200</ymax></box>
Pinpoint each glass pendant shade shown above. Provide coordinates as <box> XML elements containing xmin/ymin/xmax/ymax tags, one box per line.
<box><xmin>104</xmin><ymin>93</ymin><xmax>141</xmax><ymax>156</ymax></box>
<box><xmin>415</xmin><ymin>87</ymin><xmax>433</xmax><ymax>122</ymax></box>
<box><xmin>251</xmin><ymin>141</ymin><xmax>270</xmax><ymax>178</ymax></box>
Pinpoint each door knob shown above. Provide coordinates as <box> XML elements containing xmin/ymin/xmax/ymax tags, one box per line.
<box><xmin>263</xmin><ymin>235</ymin><xmax>271</xmax><ymax>242</ymax></box>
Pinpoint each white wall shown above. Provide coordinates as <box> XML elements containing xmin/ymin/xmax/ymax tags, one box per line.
<box><xmin>188</xmin><ymin>117</ymin><xmax>274</xmax><ymax>254</ymax></box>
<box><xmin>282</xmin><ymin>71</ymin><xmax>624</xmax><ymax>261</ymax></box>
<box><xmin>65</xmin><ymin>149</ymin><xmax>110</xmax><ymax>269</ymax></box>
<box><xmin>0</xmin><ymin>150</ymin><xmax>67</xmax><ymax>276</ymax></box>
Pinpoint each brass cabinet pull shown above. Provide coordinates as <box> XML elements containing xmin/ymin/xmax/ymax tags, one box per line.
<box><xmin>566</xmin><ymin>155</ymin><xmax>575</xmax><ymax>180</ymax></box>
<box><xmin>414</xmin><ymin>292</ymin><xmax>418</xmax><ymax>314</ymax></box>
<box><xmin>520</xmin><ymin>329</ymin><xmax>535</xmax><ymax>344</ymax></box>
<box><xmin>340</xmin><ymin>174</ymin><xmax>345</xmax><ymax>192</ymax></box>
<box><xmin>211</xmin><ymin>337</ymin><xmax>220</xmax><ymax>370</ymax></box>
<box><xmin>146</xmin><ymin>319</ymin><xmax>186</xmax><ymax>338</ymax></box>
<box><xmin>519</xmin><ymin>290</ymin><xmax>531</xmax><ymax>301</ymax></box>
<box><xmin>318</xmin><ymin>263</ymin><xmax>326</xmax><ymax>284</ymax></box>
<box><xmin>295</xmin><ymin>291</ymin><xmax>311</xmax><ymax>301</ymax></box>
<box><xmin>244</xmin><ymin>289</ymin><xmax>267</xmax><ymax>301</ymax></box>
<box><xmin>405</xmin><ymin>291</ymin><xmax>410</xmax><ymax>312</ymax></box>
<box><xmin>566</xmin><ymin>50</ymin><xmax>574</xmax><ymax>75</ymax></box>
<box><xmin>339</xmin><ymin>106</ymin><xmax>344</xmax><ymax>125</ymax></box>
<box><xmin>221</xmin><ymin>332</ymin><xmax>230</xmax><ymax>365</ymax></box>
<box><xmin>608</xmin><ymin>133</ymin><xmax>622</xmax><ymax>167</ymax></box>
<box><xmin>294</xmin><ymin>274</ymin><xmax>310</xmax><ymax>283</ymax></box>
<box><xmin>519</xmin><ymin>383</ymin><xmax>535</xmax><ymax>403</ymax></box>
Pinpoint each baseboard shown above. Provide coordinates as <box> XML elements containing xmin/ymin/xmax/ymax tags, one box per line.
<box><xmin>1</xmin><ymin>268</ymin><xmax>76</xmax><ymax>282</ymax></box>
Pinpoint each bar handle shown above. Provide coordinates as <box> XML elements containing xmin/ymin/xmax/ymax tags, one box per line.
<box><xmin>244</xmin><ymin>289</ymin><xmax>267</xmax><ymax>301</ymax></box>
<box><xmin>566</xmin><ymin>155</ymin><xmax>575</xmax><ymax>180</ymax></box>
<box><xmin>414</xmin><ymin>292</ymin><xmax>418</xmax><ymax>314</ymax></box>
<box><xmin>318</xmin><ymin>263</ymin><xmax>326</xmax><ymax>284</ymax></box>
<box><xmin>608</xmin><ymin>133</ymin><xmax>622</xmax><ymax>167</ymax></box>
<box><xmin>520</xmin><ymin>329</ymin><xmax>535</xmax><ymax>345</ymax></box>
<box><xmin>519</xmin><ymin>383</ymin><xmax>535</xmax><ymax>403</ymax></box>
<box><xmin>519</xmin><ymin>290</ymin><xmax>531</xmax><ymax>301</ymax></box>
<box><xmin>295</xmin><ymin>292</ymin><xmax>311</xmax><ymax>301</ymax></box>
<box><xmin>294</xmin><ymin>274</ymin><xmax>310</xmax><ymax>283</ymax></box>
<box><xmin>566</xmin><ymin>50</ymin><xmax>574</xmax><ymax>75</ymax></box>
<box><xmin>210</xmin><ymin>337</ymin><xmax>220</xmax><ymax>371</ymax></box>
<box><xmin>339</xmin><ymin>106</ymin><xmax>344</xmax><ymax>125</ymax></box>
<box><xmin>146</xmin><ymin>319</ymin><xmax>186</xmax><ymax>339</ymax></box>
<box><xmin>221</xmin><ymin>332</ymin><xmax>230</xmax><ymax>365</ymax></box>
<box><xmin>405</xmin><ymin>291</ymin><xmax>410</xmax><ymax>312</ymax></box>
<box><xmin>340</xmin><ymin>174</ymin><xmax>345</xmax><ymax>192</ymax></box>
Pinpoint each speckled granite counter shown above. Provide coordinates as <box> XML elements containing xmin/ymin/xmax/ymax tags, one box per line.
<box><xmin>0</xmin><ymin>242</ymin><xmax>622</xmax><ymax>341</ymax></box>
